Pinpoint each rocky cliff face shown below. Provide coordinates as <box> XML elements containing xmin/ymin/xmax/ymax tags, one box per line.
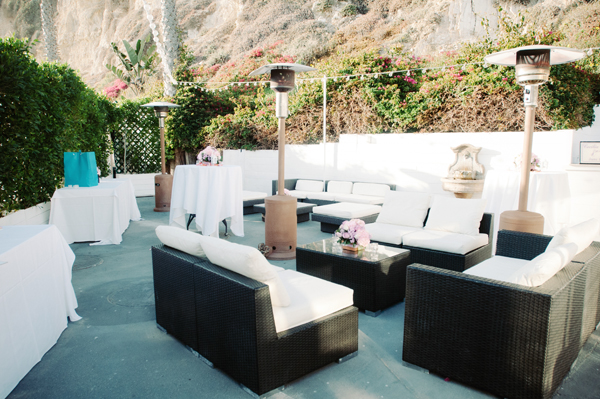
<box><xmin>0</xmin><ymin>0</ymin><xmax>588</xmax><ymax>89</ymax></box>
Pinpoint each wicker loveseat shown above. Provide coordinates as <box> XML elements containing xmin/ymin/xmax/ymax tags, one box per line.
<box><xmin>151</xmin><ymin>244</ymin><xmax>359</xmax><ymax>397</ymax></box>
<box><xmin>402</xmin><ymin>230</ymin><xmax>600</xmax><ymax>399</ymax></box>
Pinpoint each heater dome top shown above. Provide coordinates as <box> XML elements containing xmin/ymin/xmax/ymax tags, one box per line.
<box><xmin>484</xmin><ymin>45</ymin><xmax>585</xmax><ymax>67</ymax></box>
<box><xmin>141</xmin><ymin>101</ymin><xmax>181</xmax><ymax>109</ymax></box>
<box><xmin>249</xmin><ymin>63</ymin><xmax>316</xmax><ymax>76</ymax></box>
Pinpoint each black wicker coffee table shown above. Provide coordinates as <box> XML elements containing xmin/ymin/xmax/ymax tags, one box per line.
<box><xmin>296</xmin><ymin>238</ymin><xmax>411</xmax><ymax>316</ymax></box>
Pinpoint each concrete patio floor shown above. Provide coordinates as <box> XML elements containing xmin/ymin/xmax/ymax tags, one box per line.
<box><xmin>8</xmin><ymin>196</ymin><xmax>600</xmax><ymax>399</ymax></box>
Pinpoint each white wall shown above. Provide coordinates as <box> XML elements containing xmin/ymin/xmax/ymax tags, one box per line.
<box><xmin>224</xmin><ymin>127</ymin><xmax>600</xmax><ymax>231</ymax></box>
<box><xmin>0</xmin><ymin>202</ymin><xmax>51</xmax><ymax>226</ymax></box>
<box><xmin>224</xmin><ymin>130</ymin><xmax>574</xmax><ymax>196</ymax></box>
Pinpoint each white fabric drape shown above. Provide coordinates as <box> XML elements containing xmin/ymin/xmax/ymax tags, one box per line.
<box><xmin>169</xmin><ymin>165</ymin><xmax>244</xmax><ymax>237</ymax></box>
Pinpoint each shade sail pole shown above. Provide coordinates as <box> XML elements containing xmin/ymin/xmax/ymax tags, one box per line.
<box><xmin>322</xmin><ymin>75</ymin><xmax>327</xmax><ymax>184</ymax></box>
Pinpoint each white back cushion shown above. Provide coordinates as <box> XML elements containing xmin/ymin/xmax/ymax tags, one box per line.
<box><xmin>376</xmin><ymin>191</ymin><xmax>430</xmax><ymax>227</ymax></box>
<box><xmin>327</xmin><ymin>181</ymin><xmax>353</xmax><ymax>194</ymax></box>
<box><xmin>155</xmin><ymin>226</ymin><xmax>290</xmax><ymax>307</ymax></box>
<box><xmin>424</xmin><ymin>196</ymin><xmax>486</xmax><ymax>236</ymax></box>
<box><xmin>466</xmin><ymin>243</ymin><xmax>577</xmax><ymax>287</ymax></box>
<box><xmin>512</xmin><ymin>243</ymin><xmax>578</xmax><ymax>287</ymax></box>
<box><xmin>547</xmin><ymin>218</ymin><xmax>599</xmax><ymax>254</ymax></box>
<box><xmin>352</xmin><ymin>183</ymin><xmax>391</xmax><ymax>197</ymax></box>
<box><xmin>197</xmin><ymin>235</ymin><xmax>290</xmax><ymax>307</ymax></box>
<box><xmin>155</xmin><ymin>226</ymin><xmax>204</xmax><ymax>257</ymax></box>
<box><xmin>295</xmin><ymin>180</ymin><xmax>324</xmax><ymax>192</ymax></box>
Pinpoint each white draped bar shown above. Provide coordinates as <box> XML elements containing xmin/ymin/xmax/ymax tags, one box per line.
<box><xmin>0</xmin><ymin>225</ymin><xmax>80</xmax><ymax>398</ymax></box>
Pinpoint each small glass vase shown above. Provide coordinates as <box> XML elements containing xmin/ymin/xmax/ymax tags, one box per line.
<box><xmin>341</xmin><ymin>244</ymin><xmax>359</xmax><ymax>252</ymax></box>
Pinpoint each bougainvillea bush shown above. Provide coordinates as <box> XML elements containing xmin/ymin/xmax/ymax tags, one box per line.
<box><xmin>188</xmin><ymin>11</ymin><xmax>598</xmax><ymax>151</ymax></box>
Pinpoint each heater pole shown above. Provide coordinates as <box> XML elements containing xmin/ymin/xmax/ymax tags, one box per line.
<box><xmin>159</xmin><ymin>118</ymin><xmax>166</xmax><ymax>175</ymax></box>
<box><xmin>518</xmin><ymin>103</ymin><xmax>536</xmax><ymax>211</ymax></box>
<box><xmin>277</xmin><ymin>117</ymin><xmax>286</xmax><ymax>196</ymax></box>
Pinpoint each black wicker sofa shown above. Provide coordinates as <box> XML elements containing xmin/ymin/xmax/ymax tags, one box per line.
<box><xmin>151</xmin><ymin>244</ymin><xmax>359</xmax><ymax>397</ymax></box>
<box><xmin>402</xmin><ymin>230</ymin><xmax>600</xmax><ymax>399</ymax></box>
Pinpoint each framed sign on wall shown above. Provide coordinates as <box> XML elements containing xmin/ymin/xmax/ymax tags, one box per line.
<box><xmin>580</xmin><ymin>141</ymin><xmax>600</xmax><ymax>164</ymax></box>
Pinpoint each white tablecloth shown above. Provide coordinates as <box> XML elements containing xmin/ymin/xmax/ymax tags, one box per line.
<box><xmin>0</xmin><ymin>225</ymin><xmax>80</xmax><ymax>398</ymax></box>
<box><xmin>482</xmin><ymin>170</ymin><xmax>571</xmax><ymax>239</ymax></box>
<box><xmin>49</xmin><ymin>179</ymin><xmax>141</xmax><ymax>244</ymax></box>
<box><xmin>169</xmin><ymin>165</ymin><xmax>244</xmax><ymax>237</ymax></box>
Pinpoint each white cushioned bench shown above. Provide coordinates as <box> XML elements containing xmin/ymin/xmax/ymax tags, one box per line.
<box><xmin>364</xmin><ymin>191</ymin><xmax>494</xmax><ymax>271</ymax></box>
<box><xmin>272</xmin><ymin>179</ymin><xmax>395</xmax><ymax>206</ymax></box>
<box><xmin>311</xmin><ymin>203</ymin><xmax>382</xmax><ymax>233</ymax></box>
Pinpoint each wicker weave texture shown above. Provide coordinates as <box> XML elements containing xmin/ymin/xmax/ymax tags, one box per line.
<box><xmin>402</xmin><ymin>231</ymin><xmax>600</xmax><ymax>399</ymax></box>
<box><xmin>152</xmin><ymin>244</ymin><xmax>358</xmax><ymax>396</ymax></box>
<box><xmin>296</xmin><ymin>246</ymin><xmax>410</xmax><ymax>312</ymax></box>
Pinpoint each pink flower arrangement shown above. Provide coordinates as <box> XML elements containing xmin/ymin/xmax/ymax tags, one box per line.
<box><xmin>197</xmin><ymin>146</ymin><xmax>221</xmax><ymax>164</ymax></box>
<box><xmin>335</xmin><ymin>219</ymin><xmax>371</xmax><ymax>248</ymax></box>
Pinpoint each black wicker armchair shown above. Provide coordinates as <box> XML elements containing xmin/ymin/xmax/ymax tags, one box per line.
<box><xmin>151</xmin><ymin>244</ymin><xmax>358</xmax><ymax>397</ymax></box>
<box><xmin>402</xmin><ymin>230</ymin><xmax>600</xmax><ymax>399</ymax></box>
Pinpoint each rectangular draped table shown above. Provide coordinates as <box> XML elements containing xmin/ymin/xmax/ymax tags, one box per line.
<box><xmin>0</xmin><ymin>225</ymin><xmax>80</xmax><ymax>398</ymax></box>
<box><xmin>169</xmin><ymin>165</ymin><xmax>244</xmax><ymax>237</ymax></box>
<box><xmin>49</xmin><ymin>179</ymin><xmax>141</xmax><ymax>244</ymax></box>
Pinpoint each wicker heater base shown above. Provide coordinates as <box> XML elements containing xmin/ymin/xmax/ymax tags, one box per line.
<box><xmin>265</xmin><ymin>195</ymin><xmax>297</xmax><ymax>260</ymax></box>
<box><xmin>499</xmin><ymin>210</ymin><xmax>544</xmax><ymax>234</ymax></box>
<box><xmin>154</xmin><ymin>173</ymin><xmax>173</xmax><ymax>212</ymax></box>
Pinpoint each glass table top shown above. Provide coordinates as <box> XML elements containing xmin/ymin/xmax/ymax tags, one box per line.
<box><xmin>298</xmin><ymin>237</ymin><xmax>408</xmax><ymax>262</ymax></box>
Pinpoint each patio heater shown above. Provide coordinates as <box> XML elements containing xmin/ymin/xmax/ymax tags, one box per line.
<box><xmin>249</xmin><ymin>63</ymin><xmax>316</xmax><ymax>260</ymax></box>
<box><xmin>141</xmin><ymin>101</ymin><xmax>181</xmax><ymax>212</ymax></box>
<box><xmin>484</xmin><ymin>45</ymin><xmax>584</xmax><ymax>234</ymax></box>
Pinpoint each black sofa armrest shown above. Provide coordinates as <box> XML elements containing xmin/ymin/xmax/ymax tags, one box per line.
<box><xmin>495</xmin><ymin>230</ymin><xmax>552</xmax><ymax>260</ymax></box>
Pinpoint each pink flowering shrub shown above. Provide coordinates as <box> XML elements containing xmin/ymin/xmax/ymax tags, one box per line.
<box><xmin>335</xmin><ymin>219</ymin><xmax>371</xmax><ymax>248</ymax></box>
<box><xmin>103</xmin><ymin>79</ymin><xmax>128</xmax><ymax>98</ymax></box>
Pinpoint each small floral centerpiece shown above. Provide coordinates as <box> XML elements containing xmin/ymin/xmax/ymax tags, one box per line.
<box><xmin>514</xmin><ymin>153</ymin><xmax>541</xmax><ymax>172</ymax></box>
<box><xmin>334</xmin><ymin>219</ymin><xmax>371</xmax><ymax>252</ymax></box>
<box><xmin>197</xmin><ymin>146</ymin><xmax>221</xmax><ymax>166</ymax></box>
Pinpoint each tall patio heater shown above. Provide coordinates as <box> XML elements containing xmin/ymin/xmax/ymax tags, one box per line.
<box><xmin>249</xmin><ymin>63</ymin><xmax>316</xmax><ymax>260</ymax></box>
<box><xmin>141</xmin><ymin>101</ymin><xmax>181</xmax><ymax>212</ymax></box>
<box><xmin>484</xmin><ymin>45</ymin><xmax>584</xmax><ymax>233</ymax></box>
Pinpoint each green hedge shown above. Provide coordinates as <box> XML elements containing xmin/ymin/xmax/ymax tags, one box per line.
<box><xmin>0</xmin><ymin>37</ymin><xmax>118</xmax><ymax>215</ymax></box>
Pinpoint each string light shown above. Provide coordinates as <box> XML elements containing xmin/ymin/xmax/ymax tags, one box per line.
<box><xmin>406</xmin><ymin>70</ymin><xmax>411</xmax><ymax>76</ymax></box>
<box><xmin>388</xmin><ymin>72</ymin><xmax>393</xmax><ymax>77</ymax></box>
<box><xmin>589</xmin><ymin>49</ymin><xmax>594</xmax><ymax>56</ymax></box>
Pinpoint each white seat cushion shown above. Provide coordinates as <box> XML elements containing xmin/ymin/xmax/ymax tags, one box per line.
<box><xmin>327</xmin><ymin>181</ymin><xmax>353</xmax><ymax>194</ymax></box>
<box><xmin>295</xmin><ymin>180</ymin><xmax>324</xmax><ymax>192</ymax></box>
<box><xmin>333</xmin><ymin>194</ymin><xmax>385</xmax><ymax>204</ymax></box>
<box><xmin>312</xmin><ymin>202</ymin><xmax>382</xmax><ymax>219</ymax></box>
<box><xmin>352</xmin><ymin>182</ymin><xmax>391</xmax><ymax>197</ymax></box>
<box><xmin>465</xmin><ymin>256</ymin><xmax>529</xmax><ymax>281</ymax></box>
<box><xmin>305</xmin><ymin>191</ymin><xmax>337</xmax><ymax>201</ymax></box>
<box><xmin>466</xmin><ymin>243</ymin><xmax>578</xmax><ymax>287</ymax></box>
<box><xmin>271</xmin><ymin>270</ymin><xmax>354</xmax><ymax>333</ymax></box>
<box><xmin>288</xmin><ymin>190</ymin><xmax>308</xmax><ymax>199</ymax></box>
<box><xmin>424</xmin><ymin>196</ymin><xmax>486</xmax><ymax>236</ymax></box>
<box><xmin>365</xmin><ymin>223</ymin><xmax>422</xmax><ymax>246</ymax></box>
<box><xmin>402</xmin><ymin>230</ymin><xmax>488</xmax><ymax>255</ymax></box>
<box><xmin>376</xmin><ymin>191</ymin><xmax>431</xmax><ymax>227</ymax></box>
<box><xmin>242</xmin><ymin>191</ymin><xmax>268</xmax><ymax>201</ymax></box>
<box><xmin>547</xmin><ymin>218</ymin><xmax>600</xmax><ymax>254</ymax></box>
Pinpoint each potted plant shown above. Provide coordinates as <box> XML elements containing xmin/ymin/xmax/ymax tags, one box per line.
<box><xmin>334</xmin><ymin>219</ymin><xmax>371</xmax><ymax>252</ymax></box>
